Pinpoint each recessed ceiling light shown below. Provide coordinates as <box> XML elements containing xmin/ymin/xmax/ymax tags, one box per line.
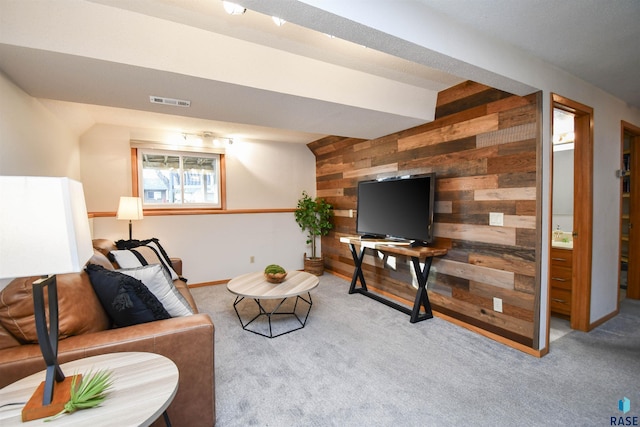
<box><xmin>222</xmin><ymin>1</ymin><xmax>246</xmax><ymax>15</ymax></box>
<box><xmin>272</xmin><ymin>16</ymin><xmax>286</xmax><ymax>26</ymax></box>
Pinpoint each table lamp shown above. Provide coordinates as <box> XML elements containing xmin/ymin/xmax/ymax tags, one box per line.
<box><xmin>0</xmin><ymin>176</ymin><xmax>94</xmax><ymax>421</ymax></box>
<box><xmin>117</xmin><ymin>196</ymin><xmax>144</xmax><ymax>240</ymax></box>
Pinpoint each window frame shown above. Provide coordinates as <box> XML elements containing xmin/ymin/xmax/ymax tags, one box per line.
<box><xmin>131</xmin><ymin>147</ymin><xmax>226</xmax><ymax>212</ymax></box>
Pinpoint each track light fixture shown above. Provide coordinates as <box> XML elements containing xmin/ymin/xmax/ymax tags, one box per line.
<box><xmin>179</xmin><ymin>132</ymin><xmax>234</xmax><ymax>146</ymax></box>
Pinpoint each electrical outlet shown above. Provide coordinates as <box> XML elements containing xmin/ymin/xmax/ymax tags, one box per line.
<box><xmin>493</xmin><ymin>297</ymin><xmax>503</xmax><ymax>313</ymax></box>
<box><xmin>489</xmin><ymin>212</ymin><xmax>504</xmax><ymax>226</ymax></box>
<box><xmin>250</xmin><ymin>256</ymin><xmax>255</xmax><ymax>263</ymax></box>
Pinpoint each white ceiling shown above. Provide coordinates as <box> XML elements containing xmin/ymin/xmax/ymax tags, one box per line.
<box><xmin>0</xmin><ymin>0</ymin><xmax>638</xmax><ymax>145</ymax></box>
<box><xmin>420</xmin><ymin>0</ymin><xmax>640</xmax><ymax>109</ymax></box>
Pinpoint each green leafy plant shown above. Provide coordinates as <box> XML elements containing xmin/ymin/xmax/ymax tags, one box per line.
<box><xmin>46</xmin><ymin>369</ymin><xmax>114</xmax><ymax>421</ymax></box>
<box><xmin>264</xmin><ymin>264</ymin><xmax>286</xmax><ymax>274</ymax></box>
<box><xmin>264</xmin><ymin>264</ymin><xmax>287</xmax><ymax>283</ymax></box>
<box><xmin>294</xmin><ymin>191</ymin><xmax>333</xmax><ymax>259</ymax></box>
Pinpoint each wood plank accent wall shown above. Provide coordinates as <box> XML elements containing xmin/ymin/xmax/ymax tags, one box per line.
<box><xmin>308</xmin><ymin>81</ymin><xmax>541</xmax><ymax>348</ymax></box>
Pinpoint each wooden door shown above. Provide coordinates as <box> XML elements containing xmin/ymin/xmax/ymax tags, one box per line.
<box><xmin>624</xmin><ymin>122</ymin><xmax>640</xmax><ymax>299</ymax></box>
<box><xmin>552</xmin><ymin>94</ymin><xmax>593</xmax><ymax>332</ymax></box>
<box><xmin>571</xmin><ymin>110</ymin><xmax>593</xmax><ymax>330</ymax></box>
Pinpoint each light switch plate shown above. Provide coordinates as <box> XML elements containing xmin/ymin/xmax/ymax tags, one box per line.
<box><xmin>489</xmin><ymin>212</ymin><xmax>504</xmax><ymax>226</ymax></box>
<box><xmin>493</xmin><ymin>297</ymin><xmax>503</xmax><ymax>313</ymax></box>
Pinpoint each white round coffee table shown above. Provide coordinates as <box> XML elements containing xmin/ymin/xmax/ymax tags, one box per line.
<box><xmin>227</xmin><ymin>270</ymin><xmax>319</xmax><ymax>338</ymax></box>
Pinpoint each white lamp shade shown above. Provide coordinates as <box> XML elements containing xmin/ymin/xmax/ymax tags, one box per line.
<box><xmin>117</xmin><ymin>197</ymin><xmax>144</xmax><ymax>220</ymax></box>
<box><xmin>0</xmin><ymin>176</ymin><xmax>94</xmax><ymax>279</ymax></box>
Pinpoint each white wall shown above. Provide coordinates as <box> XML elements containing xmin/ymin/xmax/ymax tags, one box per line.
<box><xmin>79</xmin><ymin>124</ymin><xmax>132</xmax><ymax>212</ymax></box>
<box><xmin>91</xmin><ymin>213</ymin><xmax>304</xmax><ymax>284</ymax></box>
<box><xmin>0</xmin><ymin>72</ymin><xmax>80</xmax><ymax>178</ymax></box>
<box><xmin>225</xmin><ymin>140</ymin><xmax>316</xmax><ymax>209</ymax></box>
<box><xmin>80</xmin><ymin>124</ymin><xmax>317</xmax><ymax>283</ymax></box>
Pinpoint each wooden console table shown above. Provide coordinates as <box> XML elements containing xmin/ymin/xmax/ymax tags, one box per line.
<box><xmin>340</xmin><ymin>237</ymin><xmax>447</xmax><ymax>323</ymax></box>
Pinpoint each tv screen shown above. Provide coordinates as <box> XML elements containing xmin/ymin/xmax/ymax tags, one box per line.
<box><xmin>356</xmin><ymin>174</ymin><xmax>435</xmax><ymax>244</ymax></box>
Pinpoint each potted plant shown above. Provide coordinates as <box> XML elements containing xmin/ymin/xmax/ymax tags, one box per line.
<box><xmin>294</xmin><ymin>191</ymin><xmax>333</xmax><ymax>275</ymax></box>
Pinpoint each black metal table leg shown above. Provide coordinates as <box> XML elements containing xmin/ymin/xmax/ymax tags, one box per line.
<box><xmin>343</xmin><ymin>238</ymin><xmax>444</xmax><ymax>323</ymax></box>
<box><xmin>348</xmin><ymin>243</ymin><xmax>368</xmax><ymax>293</ymax></box>
<box><xmin>163</xmin><ymin>411</ymin><xmax>172</xmax><ymax>427</ymax></box>
<box><xmin>232</xmin><ymin>294</ymin><xmax>314</xmax><ymax>338</ymax></box>
<box><xmin>409</xmin><ymin>256</ymin><xmax>434</xmax><ymax>323</ymax></box>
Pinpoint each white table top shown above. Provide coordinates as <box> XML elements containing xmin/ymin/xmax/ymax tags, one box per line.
<box><xmin>227</xmin><ymin>270</ymin><xmax>319</xmax><ymax>299</ymax></box>
<box><xmin>0</xmin><ymin>352</ymin><xmax>178</xmax><ymax>427</ymax></box>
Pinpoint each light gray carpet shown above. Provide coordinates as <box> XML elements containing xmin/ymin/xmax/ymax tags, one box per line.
<box><xmin>191</xmin><ymin>274</ymin><xmax>640</xmax><ymax>426</ymax></box>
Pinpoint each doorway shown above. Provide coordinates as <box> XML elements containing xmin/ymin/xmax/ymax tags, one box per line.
<box><xmin>621</xmin><ymin>121</ymin><xmax>640</xmax><ymax>301</ymax></box>
<box><xmin>550</xmin><ymin>94</ymin><xmax>593</xmax><ymax>332</ymax></box>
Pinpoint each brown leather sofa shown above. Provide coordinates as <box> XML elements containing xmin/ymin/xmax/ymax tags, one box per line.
<box><xmin>0</xmin><ymin>239</ymin><xmax>215</xmax><ymax>427</ymax></box>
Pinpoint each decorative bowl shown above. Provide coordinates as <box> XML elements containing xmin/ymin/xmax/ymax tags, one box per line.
<box><xmin>264</xmin><ymin>272</ymin><xmax>287</xmax><ymax>283</ymax></box>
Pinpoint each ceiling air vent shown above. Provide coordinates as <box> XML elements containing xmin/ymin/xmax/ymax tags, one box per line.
<box><xmin>149</xmin><ymin>96</ymin><xmax>191</xmax><ymax>107</ymax></box>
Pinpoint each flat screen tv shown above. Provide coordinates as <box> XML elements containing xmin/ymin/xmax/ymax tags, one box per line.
<box><xmin>356</xmin><ymin>174</ymin><xmax>436</xmax><ymax>245</ymax></box>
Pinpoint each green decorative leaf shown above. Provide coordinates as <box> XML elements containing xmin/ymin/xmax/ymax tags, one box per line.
<box><xmin>45</xmin><ymin>369</ymin><xmax>114</xmax><ymax>422</ymax></box>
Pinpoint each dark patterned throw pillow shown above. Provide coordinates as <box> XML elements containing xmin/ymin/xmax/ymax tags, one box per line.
<box><xmin>85</xmin><ymin>264</ymin><xmax>170</xmax><ymax>327</ymax></box>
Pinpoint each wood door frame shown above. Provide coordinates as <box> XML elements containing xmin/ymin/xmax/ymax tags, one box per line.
<box><xmin>622</xmin><ymin>121</ymin><xmax>640</xmax><ymax>299</ymax></box>
<box><xmin>551</xmin><ymin>94</ymin><xmax>593</xmax><ymax>332</ymax></box>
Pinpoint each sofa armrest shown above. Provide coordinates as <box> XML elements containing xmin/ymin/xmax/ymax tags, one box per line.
<box><xmin>170</xmin><ymin>257</ymin><xmax>182</xmax><ymax>276</ymax></box>
<box><xmin>0</xmin><ymin>314</ymin><xmax>215</xmax><ymax>427</ymax></box>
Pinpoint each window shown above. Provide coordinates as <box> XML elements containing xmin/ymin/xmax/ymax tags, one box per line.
<box><xmin>138</xmin><ymin>149</ymin><xmax>222</xmax><ymax>208</ymax></box>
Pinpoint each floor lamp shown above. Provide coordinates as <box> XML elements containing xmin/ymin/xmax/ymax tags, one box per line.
<box><xmin>117</xmin><ymin>196</ymin><xmax>144</xmax><ymax>240</ymax></box>
<box><xmin>0</xmin><ymin>176</ymin><xmax>94</xmax><ymax>421</ymax></box>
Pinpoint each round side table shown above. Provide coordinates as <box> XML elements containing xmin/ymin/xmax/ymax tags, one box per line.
<box><xmin>0</xmin><ymin>352</ymin><xmax>178</xmax><ymax>426</ymax></box>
